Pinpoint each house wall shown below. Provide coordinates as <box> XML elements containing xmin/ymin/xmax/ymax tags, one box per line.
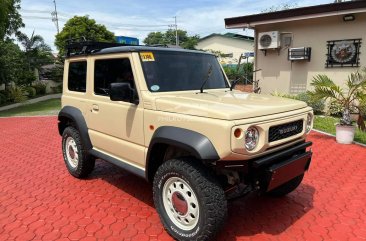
<box><xmin>254</xmin><ymin>13</ymin><xmax>366</xmax><ymax>94</ymax></box>
<box><xmin>196</xmin><ymin>36</ymin><xmax>254</xmax><ymax>64</ymax></box>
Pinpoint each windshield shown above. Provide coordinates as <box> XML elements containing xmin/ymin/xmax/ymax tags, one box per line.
<box><xmin>140</xmin><ymin>50</ymin><xmax>229</xmax><ymax>92</ymax></box>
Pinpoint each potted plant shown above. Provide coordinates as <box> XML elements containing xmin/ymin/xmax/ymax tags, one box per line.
<box><xmin>309</xmin><ymin>69</ymin><xmax>366</xmax><ymax>144</ymax></box>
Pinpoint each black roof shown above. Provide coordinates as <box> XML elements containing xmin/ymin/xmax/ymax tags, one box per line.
<box><xmin>66</xmin><ymin>43</ymin><xmax>213</xmax><ymax>59</ymax></box>
<box><xmin>225</xmin><ymin>1</ymin><xmax>366</xmax><ymax>27</ymax></box>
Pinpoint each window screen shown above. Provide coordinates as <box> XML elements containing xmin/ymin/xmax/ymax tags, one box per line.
<box><xmin>94</xmin><ymin>58</ymin><xmax>135</xmax><ymax>96</ymax></box>
<box><xmin>68</xmin><ymin>61</ymin><xmax>87</xmax><ymax>92</ymax></box>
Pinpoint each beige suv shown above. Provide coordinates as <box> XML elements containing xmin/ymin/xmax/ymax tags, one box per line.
<box><xmin>58</xmin><ymin>41</ymin><xmax>313</xmax><ymax>241</ymax></box>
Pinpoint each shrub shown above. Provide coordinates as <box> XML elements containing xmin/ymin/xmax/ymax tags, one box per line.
<box><xmin>33</xmin><ymin>81</ymin><xmax>47</xmax><ymax>95</ymax></box>
<box><xmin>297</xmin><ymin>92</ymin><xmax>325</xmax><ymax>115</ymax></box>
<box><xmin>7</xmin><ymin>86</ymin><xmax>28</xmax><ymax>103</ymax></box>
<box><xmin>51</xmin><ymin>84</ymin><xmax>62</xmax><ymax>93</ymax></box>
<box><xmin>0</xmin><ymin>93</ymin><xmax>6</xmax><ymax>105</ymax></box>
<box><xmin>223</xmin><ymin>62</ymin><xmax>253</xmax><ymax>84</ymax></box>
<box><xmin>24</xmin><ymin>86</ymin><xmax>37</xmax><ymax>98</ymax></box>
<box><xmin>271</xmin><ymin>91</ymin><xmax>325</xmax><ymax>114</ymax></box>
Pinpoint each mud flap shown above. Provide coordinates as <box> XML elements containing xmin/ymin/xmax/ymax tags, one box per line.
<box><xmin>266</xmin><ymin>152</ymin><xmax>312</xmax><ymax>192</ymax></box>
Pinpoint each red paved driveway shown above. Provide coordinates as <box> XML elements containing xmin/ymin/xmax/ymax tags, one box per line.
<box><xmin>0</xmin><ymin>116</ymin><xmax>365</xmax><ymax>241</ymax></box>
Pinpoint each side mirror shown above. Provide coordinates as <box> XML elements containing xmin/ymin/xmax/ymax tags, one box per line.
<box><xmin>109</xmin><ymin>82</ymin><xmax>138</xmax><ymax>104</ymax></box>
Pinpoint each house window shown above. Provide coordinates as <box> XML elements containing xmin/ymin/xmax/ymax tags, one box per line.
<box><xmin>326</xmin><ymin>39</ymin><xmax>361</xmax><ymax>68</ymax></box>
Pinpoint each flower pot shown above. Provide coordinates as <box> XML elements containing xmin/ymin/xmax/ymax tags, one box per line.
<box><xmin>335</xmin><ymin>124</ymin><xmax>356</xmax><ymax>144</ymax></box>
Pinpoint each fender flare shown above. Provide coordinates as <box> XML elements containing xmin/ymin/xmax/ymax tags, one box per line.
<box><xmin>58</xmin><ymin>106</ymin><xmax>92</xmax><ymax>150</ymax></box>
<box><xmin>146</xmin><ymin>126</ymin><xmax>219</xmax><ymax>179</ymax></box>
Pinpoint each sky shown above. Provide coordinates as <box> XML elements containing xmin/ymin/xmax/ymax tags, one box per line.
<box><xmin>19</xmin><ymin>0</ymin><xmax>333</xmax><ymax>52</ymax></box>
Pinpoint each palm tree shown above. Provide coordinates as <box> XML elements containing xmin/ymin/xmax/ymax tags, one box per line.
<box><xmin>17</xmin><ymin>30</ymin><xmax>52</xmax><ymax>71</ymax></box>
<box><xmin>308</xmin><ymin>69</ymin><xmax>366</xmax><ymax>131</ymax></box>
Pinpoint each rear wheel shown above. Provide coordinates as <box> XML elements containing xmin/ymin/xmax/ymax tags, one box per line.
<box><xmin>62</xmin><ymin>126</ymin><xmax>95</xmax><ymax>178</ymax></box>
<box><xmin>267</xmin><ymin>174</ymin><xmax>304</xmax><ymax>197</ymax></box>
<box><xmin>153</xmin><ymin>158</ymin><xmax>227</xmax><ymax>241</ymax></box>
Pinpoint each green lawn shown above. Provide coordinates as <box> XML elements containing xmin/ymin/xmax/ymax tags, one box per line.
<box><xmin>0</xmin><ymin>98</ymin><xmax>61</xmax><ymax>117</ymax></box>
<box><xmin>314</xmin><ymin>115</ymin><xmax>366</xmax><ymax>144</ymax></box>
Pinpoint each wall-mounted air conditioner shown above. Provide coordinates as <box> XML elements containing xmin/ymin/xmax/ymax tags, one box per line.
<box><xmin>288</xmin><ymin>47</ymin><xmax>312</xmax><ymax>61</ymax></box>
<box><xmin>258</xmin><ymin>31</ymin><xmax>280</xmax><ymax>50</ymax></box>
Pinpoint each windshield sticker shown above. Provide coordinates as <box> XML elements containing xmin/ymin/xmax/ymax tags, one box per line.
<box><xmin>140</xmin><ymin>52</ymin><xmax>155</xmax><ymax>62</ymax></box>
<box><xmin>151</xmin><ymin>85</ymin><xmax>160</xmax><ymax>91</ymax></box>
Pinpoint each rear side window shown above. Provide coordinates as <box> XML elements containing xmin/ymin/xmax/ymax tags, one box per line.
<box><xmin>68</xmin><ymin>61</ymin><xmax>87</xmax><ymax>92</ymax></box>
<box><xmin>94</xmin><ymin>58</ymin><xmax>135</xmax><ymax>96</ymax></box>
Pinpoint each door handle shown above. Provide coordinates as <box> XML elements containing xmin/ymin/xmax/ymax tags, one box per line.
<box><xmin>92</xmin><ymin>104</ymin><xmax>99</xmax><ymax>112</ymax></box>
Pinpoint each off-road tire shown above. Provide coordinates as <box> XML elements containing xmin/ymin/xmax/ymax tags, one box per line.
<box><xmin>267</xmin><ymin>174</ymin><xmax>304</xmax><ymax>197</ymax></box>
<box><xmin>153</xmin><ymin>158</ymin><xmax>227</xmax><ymax>241</ymax></box>
<box><xmin>62</xmin><ymin>126</ymin><xmax>95</xmax><ymax>178</ymax></box>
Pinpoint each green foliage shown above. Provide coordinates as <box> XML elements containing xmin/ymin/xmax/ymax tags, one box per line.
<box><xmin>223</xmin><ymin>63</ymin><xmax>253</xmax><ymax>84</ymax></box>
<box><xmin>0</xmin><ymin>40</ymin><xmax>26</xmax><ymax>86</ymax></box>
<box><xmin>24</xmin><ymin>86</ymin><xmax>36</xmax><ymax>97</ymax></box>
<box><xmin>0</xmin><ymin>92</ymin><xmax>7</xmax><ymax>105</ymax></box>
<box><xmin>271</xmin><ymin>91</ymin><xmax>325</xmax><ymax>114</ymax></box>
<box><xmin>308</xmin><ymin>70</ymin><xmax>366</xmax><ymax>130</ymax></box>
<box><xmin>15</xmin><ymin>70</ymin><xmax>36</xmax><ymax>86</ymax></box>
<box><xmin>51</xmin><ymin>84</ymin><xmax>63</xmax><ymax>93</ymax></box>
<box><xmin>296</xmin><ymin>92</ymin><xmax>325</xmax><ymax>115</ymax></box>
<box><xmin>32</xmin><ymin>81</ymin><xmax>47</xmax><ymax>95</ymax></box>
<box><xmin>143</xmin><ymin>29</ymin><xmax>200</xmax><ymax>50</ymax></box>
<box><xmin>17</xmin><ymin>30</ymin><xmax>53</xmax><ymax>70</ymax></box>
<box><xmin>55</xmin><ymin>16</ymin><xmax>115</xmax><ymax>56</ymax></box>
<box><xmin>0</xmin><ymin>0</ymin><xmax>24</xmax><ymax>40</ymax></box>
<box><xmin>7</xmin><ymin>85</ymin><xmax>27</xmax><ymax>103</ymax></box>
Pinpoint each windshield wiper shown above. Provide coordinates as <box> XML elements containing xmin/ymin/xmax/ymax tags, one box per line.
<box><xmin>200</xmin><ymin>64</ymin><xmax>212</xmax><ymax>93</ymax></box>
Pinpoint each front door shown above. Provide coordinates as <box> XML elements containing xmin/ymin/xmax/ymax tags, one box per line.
<box><xmin>86</xmin><ymin>54</ymin><xmax>145</xmax><ymax>168</ymax></box>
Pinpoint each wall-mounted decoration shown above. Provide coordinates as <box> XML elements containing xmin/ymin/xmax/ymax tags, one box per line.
<box><xmin>326</xmin><ymin>39</ymin><xmax>361</xmax><ymax>68</ymax></box>
<box><xmin>288</xmin><ymin>47</ymin><xmax>311</xmax><ymax>61</ymax></box>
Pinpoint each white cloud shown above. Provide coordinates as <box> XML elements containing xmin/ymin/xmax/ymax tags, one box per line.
<box><xmin>19</xmin><ymin>0</ymin><xmax>333</xmax><ymax>52</ymax></box>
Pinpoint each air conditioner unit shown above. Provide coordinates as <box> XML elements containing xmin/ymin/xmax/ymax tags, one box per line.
<box><xmin>258</xmin><ymin>31</ymin><xmax>280</xmax><ymax>50</ymax></box>
<box><xmin>288</xmin><ymin>47</ymin><xmax>311</xmax><ymax>61</ymax></box>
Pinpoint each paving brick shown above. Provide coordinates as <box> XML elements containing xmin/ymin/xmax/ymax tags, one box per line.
<box><xmin>0</xmin><ymin>116</ymin><xmax>365</xmax><ymax>241</ymax></box>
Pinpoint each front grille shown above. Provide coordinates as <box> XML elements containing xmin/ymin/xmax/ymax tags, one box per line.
<box><xmin>268</xmin><ymin>120</ymin><xmax>303</xmax><ymax>142</ymax></box>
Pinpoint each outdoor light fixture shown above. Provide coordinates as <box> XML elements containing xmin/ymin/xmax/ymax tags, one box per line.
<box><xmin>343</xmin><ymin>14</ymin><xmax>355</xmax><ymax>22</ymax></box>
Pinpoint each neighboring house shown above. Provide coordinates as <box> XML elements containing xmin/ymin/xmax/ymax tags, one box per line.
<box><xmin>196</xmin><ymin>33</ymin><xmax>254</xmax><ymax>65</ymax></box>
<box><xmin>225</xmin><ymin>1</ymin><xmax>366</xmax><ymax>94</ymax></box>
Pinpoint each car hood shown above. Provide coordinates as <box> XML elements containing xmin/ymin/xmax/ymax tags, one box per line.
<box><xmin>154</xmin><ymin>91</ymin><xmax>308</xmax><ymax>120</ymax></box>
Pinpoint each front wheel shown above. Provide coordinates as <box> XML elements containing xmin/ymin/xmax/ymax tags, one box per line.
<box><xmin>153</xmin><ymin>158</ymin><xmax>227</xmax><ymax>241</ymax></box>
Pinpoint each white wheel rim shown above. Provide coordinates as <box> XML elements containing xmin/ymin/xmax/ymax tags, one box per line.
<box><xmin>65</xmin><ymin>136</ymin><xmax>79</xmax><ymax>168</ymax></box>
<box><xmin>162</xmin><ymin>177</ymin><xmax>199</xmax><ymax>231</ymax></box>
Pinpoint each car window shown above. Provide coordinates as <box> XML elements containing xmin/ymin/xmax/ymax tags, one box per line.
<box><xmin>68</xmin><ymin>61</ymin><xmax>87</xmax><ymax>92</ymax></box>
<box><xmin>140</xmin><ymin>51</ymin><xmax>228</xmax><ymax>92</ymax></box>
<box><xmin>94</xmin><ymin>58</ymin><xmax>135</xmax><ymax>96</ymax></box>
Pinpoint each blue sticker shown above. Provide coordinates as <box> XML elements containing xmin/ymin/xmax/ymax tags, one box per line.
<box><xmin>151</xmin><ymin>85</ymin><xmax>160</xmax><ymax>91</ymax></box>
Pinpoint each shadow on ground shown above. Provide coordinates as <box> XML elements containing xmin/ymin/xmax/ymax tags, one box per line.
<box><xmin>89</xmin><ymin>159</ymin><xmax>315</xmax><ymax>240</ymax></box>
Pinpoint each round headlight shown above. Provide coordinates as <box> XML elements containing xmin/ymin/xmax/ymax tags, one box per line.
<box><xmin>306</xmin><ymin>113</ymin><xmax>313</xmax><ymax>133</ymax></box>
<box><xmin>245</xmin><ymin>127</ymin><xmax>259</xmax><ymax>151</ymax></box>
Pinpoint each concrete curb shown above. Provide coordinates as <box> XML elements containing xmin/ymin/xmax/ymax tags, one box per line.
<box><xmin>0</xmin><ymin>94</ymin><xmax>61</xmax><ymax>112</ymax></box>
<box><xmin>312</xmin><ymin>129</ymin><xmax>366</xmax><ymax>148</ymax></box>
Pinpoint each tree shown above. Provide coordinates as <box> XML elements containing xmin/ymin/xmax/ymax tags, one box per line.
<box><xmin>143</xmin><ymin>29</ymin><xmax>200</xmax><ymax>50</ymax></box>
<box><xmin>0</xmin><ymin>0</ymin><xmax>24</xmax><ymax>40</ymax></box>
<box><xmin>18</xmin><ymin>31</ymin><xmax>53</xmax><ymax>71</ymax></box>
<box><xmin>0</xmin><ymin>40</ymin><xmax>25</xmax><ymax>89</ymax></box>
<box><xmin>55</xmin><ymin>16</ymin><xmax>115</xmax><ymax>56</ymax></box>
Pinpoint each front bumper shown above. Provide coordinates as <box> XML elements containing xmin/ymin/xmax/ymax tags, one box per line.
<box><xmin>217</xmin><ymin>141</ymin><xmax>313</xmax><ymax>192</ymax></box>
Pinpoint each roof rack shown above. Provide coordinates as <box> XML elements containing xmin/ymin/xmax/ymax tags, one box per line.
<box><xmin>65</xmin><ymin>37</ymin><xmax>136</xmax><ymax>57</ymax></box>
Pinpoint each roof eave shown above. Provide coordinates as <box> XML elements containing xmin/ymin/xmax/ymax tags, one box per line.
<box><xmin>225</xmin><ymin>2</ymin><xmax>366</xmax><ymax>29</ymax></box>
